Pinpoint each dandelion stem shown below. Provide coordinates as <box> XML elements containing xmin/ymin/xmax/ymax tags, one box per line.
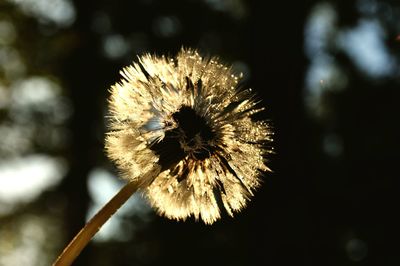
<box><xmin>53</xmin><ymin>180</ymin><xmax>139</xmax><ymax>266</ymax></box>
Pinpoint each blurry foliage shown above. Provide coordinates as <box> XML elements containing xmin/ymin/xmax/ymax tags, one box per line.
<box><xmin>0</xmin><ymin>0</ymin><xmax>399</xmax><ymax>265</ymax></box>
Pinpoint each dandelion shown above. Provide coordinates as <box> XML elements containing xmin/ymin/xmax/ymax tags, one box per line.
<box><xmin>106</xmin><ymin>48</ymin><xmax>272</xmax><ymax>223</ymax></box>
<box><xmin>53</xmin><ymin>48</ymin><xmax>272</xmax><ymax>265</ymax></box>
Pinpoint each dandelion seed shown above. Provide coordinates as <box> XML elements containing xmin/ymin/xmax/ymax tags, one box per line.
<box><xmin>106</xmin><ymin>48</ymin><xmax>272</xmax><ymax>224</ymax></box>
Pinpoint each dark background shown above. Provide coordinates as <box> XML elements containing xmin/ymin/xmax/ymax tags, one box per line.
<box><xmin>0</xmin><ymin>0</ymin><xmax>399</xmax><ymax>265</ymax></box>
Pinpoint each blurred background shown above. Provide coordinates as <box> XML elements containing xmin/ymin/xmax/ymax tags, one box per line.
<box><xmin>0</xmin><ymin>0</ymin><xmax>399</xmax><ymax>265</ymax></box>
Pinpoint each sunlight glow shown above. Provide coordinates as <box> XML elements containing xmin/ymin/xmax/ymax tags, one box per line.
<box><xmin>7</xmin><ymin>0</ymin><xmax>76</xmax><ymax>27</ymax></box>
<box><xmin>0</xmin><ymin>47</ymin><xmax>26</xmax><ymax>80</ymax></box>
<box><xmin>0</xmin><ymin>214</ymin><xmax>59</xmax><ymax>266</ymax></box>
<box><xmin>0</xmin><ymin>20</ymin><xmax>17</xmax><ymax>45</ymax></box>
<box><xmin>303</xmin><ymin>3</ymin><xmax>347</xmax><ymax>116</ymax></box>
<box><xmin>304</xmin><ymin>2</ymin><xmax>337</xmax><ymax>59</ymax></box>
<box><xmin>102</xmin><ymin>34</ymin><xmax>130</xmax><ymax>59</ymax></box>
<box><xmin>0</xmin><ymin>155</ymin><xmax>67</xmax><ymax>214</ymax></box>
<box><xmin>337</xmin><ymin>19</ymin><xmax>396</xmax><ymax>78</ymax></box>
<box><xmin>87</xmin><ymin>168</ymin><xmax>152</xmax><ymax>242</ymax></box>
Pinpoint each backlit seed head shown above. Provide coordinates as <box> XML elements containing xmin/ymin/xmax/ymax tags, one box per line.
<box><xmin>106</xmin><ymin>48</ymin><xmax>273</xmax><ymax>224</ymax></box>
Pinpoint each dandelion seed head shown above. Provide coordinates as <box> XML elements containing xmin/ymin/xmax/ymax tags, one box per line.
<box><xmin>106</xmin><ymin>48</ymin><xmax>272</xmax><ymax>224</ymax></box>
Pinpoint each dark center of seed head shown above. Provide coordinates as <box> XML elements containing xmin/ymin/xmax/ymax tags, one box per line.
<box><xmin>150</xmin><ymin>106</ymin><xmax>216</xmax><ymax>171</ymax></box>
<box><xmin>172</xmin><ymin>106</ymin><xmax>215</xmax><ymax>143</ymax></box>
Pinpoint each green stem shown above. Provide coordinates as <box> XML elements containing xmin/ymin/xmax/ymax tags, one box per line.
<box><xmin>53</xmin><ymin>180</ymin><xmax>139</xmax><ymax>266</ymax></box>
